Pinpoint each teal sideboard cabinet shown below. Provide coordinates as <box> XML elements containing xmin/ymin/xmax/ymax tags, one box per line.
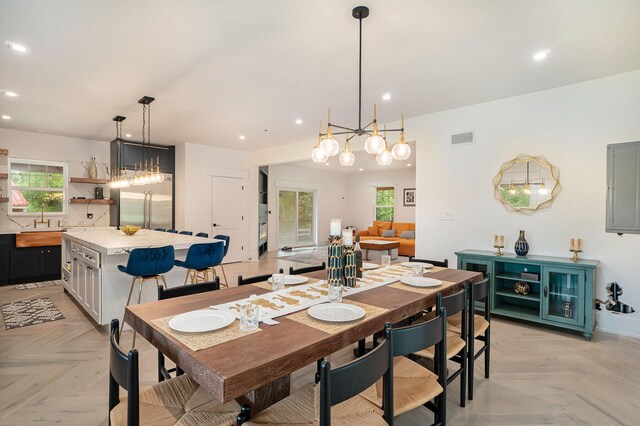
<box><xmin>456</xmin><ymin>250</ymin><xmax>599</xmax><ymax>340</ymax></box>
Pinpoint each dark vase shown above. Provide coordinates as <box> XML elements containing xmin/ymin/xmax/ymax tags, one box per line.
<box><xmin>514</xmin><ymin>230</ymin><xmax>529</xmax><ymax>256</ymax></box>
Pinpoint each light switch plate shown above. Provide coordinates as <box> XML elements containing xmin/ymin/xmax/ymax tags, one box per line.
<box><xmin>439</xmin><ymin>211</ymin><xmax>454</xmax><ymax>221</ymax></box>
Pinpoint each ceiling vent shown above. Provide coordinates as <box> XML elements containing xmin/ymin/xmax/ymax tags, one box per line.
<box><xmin>450</xmin><ymin>131</ymin><xmax>474</xmax><ymax>146</ymax></box>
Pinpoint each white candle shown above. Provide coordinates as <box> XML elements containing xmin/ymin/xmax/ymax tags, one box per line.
<box><xmin>330</xmin><ymin>218</ymin><xmax>342</xmax><ymax>236</ymax></box>
<box><xmin>342</xmin><ymin>229</ymin><xmax>353</xmax><ymax>246</ymax></box>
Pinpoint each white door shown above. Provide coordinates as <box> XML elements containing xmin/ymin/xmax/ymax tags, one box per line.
<box><xmin>211</xmin><ymin>176</ymin><xmax>245</xmax><ymax>263</ymax></box>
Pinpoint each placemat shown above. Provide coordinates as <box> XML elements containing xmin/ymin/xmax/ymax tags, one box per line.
<box><xmin>286</xmin><ymin>301</ymin><xmax>388</xmax><ymax>335</ymax></box>
<box><xmin>152</xmin><ymin>316</ymin><xmax>261</xmax><ymax>352</ymax></box>
<box><xmin>252</xmin><ymin>277</ymin><xmax>320</xmax><ymax>291</ymax></box>
<box><xmin>387</xmin><ymin>280</ymin><xmax>456</xmax><ymax>296</ymax></box>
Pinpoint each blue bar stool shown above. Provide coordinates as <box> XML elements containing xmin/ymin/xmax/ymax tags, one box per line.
<box><xmin>179</xmin><ymin>231</ymin><xmax>193</xmax><ymax>236</ymax></box>
<box><xmin>196</xmin><ymin>232</ymin><xmax>209</xmax><ymax>238</ymax></box>
<box><xmin>166</xmin><ymin>229</ymin><xmax>178</xmax><ymax>234</ymax></box>
<box><xmin>118</xmin><ymin>245</ymin><xmax>175</xmax><ymax>346</ymax></box>
<box><xmin>174</xmin><ymin>242</ymin><xmax>225</xmax><ymax>285</ymax></box>
<box><xmin>213</xmin><ymin>234</ymin><xmax>231</xmax><ymax>288</ymax></box>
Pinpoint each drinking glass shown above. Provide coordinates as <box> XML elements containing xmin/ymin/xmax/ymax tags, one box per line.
<box><xmin>239</xmin><ymin>303</ymin><xmax>260</xmax><ymax>331</ymax></box>
<box><xmin>271</xmin><ymin>273</ymin><xmax>285</xmax><ymax>291</ymax></box>
<box><xmin>381</xmin><ymin>255</ymin><xmax>391</xmax><ymax>268</ymax></box>
<box><xmin>328</xmin><ymin>282</ymin><xmax>343</xmax><ymax>303</ymax></box>
<box><xmin>411</xmin><ymin>263</ymin><xmax>424</xmax><ymax>277</ymax></box>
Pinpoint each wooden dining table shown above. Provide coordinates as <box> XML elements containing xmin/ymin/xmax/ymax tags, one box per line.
<box><xmin>125</xmin><ymin>267</ymin><xmax>482</xmax><ymax>413</ymax></box>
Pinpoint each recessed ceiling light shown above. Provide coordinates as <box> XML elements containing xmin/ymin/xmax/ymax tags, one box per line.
<box><xmin>125</xmin><ymin>133</ymin><xmax>132</xmax><ymax>138</ymax></box>
<box><xmin>324</xmin><ymin>162</ymin><xmax>330</xmax><ymax>166</ymax></box>
<box><xmin>407</xmin><ymin>163</ymin><xmax>412</xmax><ymax>167</ymax></box>
<box><xmin>533</xmin><ymin>49</ymin><xmax>551</xmax><ymax>61</ymax></box>
<box><xmin>6</xmin><ymin>41</ymin><xmax>27</xmax><ymax>53</ymax></box>
<box><xmin>239</xmin><ymin>135</ymin><xmax>246</xmax><ymax>140</ymax></box>
<box><xmin>3</xmin><ymin>90</ymin><xmax>18</xmax><ymax>97</ymax></box>
<box><xmin>359</xmin><ymin>168</ymin><xmax>364</xmax><ymax>171</ymax></box>
<box><xmin>1</xmin><ymin>115</ymin><xmax>11</xmax><ymax>120</ymax></box>
<box><xmin>382</xmin><ymin>93</ymin><xmax>391</xmax><ymax>101</ymax></box>
<box><xmin>295</xmin><ymin>119</ymin><xmax>303</xmax><ymax>125</ymax></box>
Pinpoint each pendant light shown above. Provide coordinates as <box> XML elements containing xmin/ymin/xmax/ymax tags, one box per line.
<box><xmin>311</xmin><ymin>120</ymin><xmax>329</xmax><ymax>163</ymax></box>
<box><xmin>364</xmin><ymin>104</ymin><xmax>385</xmax><ymax>154</ymax></box>
<box><xmin>375</xmin><ymin>125</ymin><xmax>393</xmax><ymax>166</ymax></box>
<box><xmin>391</xmin><ymin>114</ymin><xmax>411</xmax><ymax>160</ymax></box>
<box><xmin>538</xmin><ymin>179</ymin><xmax>548</xmax><ymax>195</ymax></box>
<box><xmin>339</xmin><ymin>133</ymin><xmax>355</xmax><ymax>167</ymax></box>
<box><xmin>320</xmin><ymin>109</ymin><xmax>339</xmax><ymax>157</ymax></box>
<box><xmin>109</xmin><ymin>116</ymin><xmax>131</xmax><ymax>189</ymax></box>
<box><xmin>508</xmin><ymin>180</ymin><xmax>517</xmax><ymax>195</ymax></box>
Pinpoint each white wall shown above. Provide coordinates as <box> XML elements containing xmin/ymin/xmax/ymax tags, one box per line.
<box><xmin>0</xmin><ymin>128</ymin><xmax>111</xmax><ymax>229</ymax></box>
<box><xmin>411</xmin><ymin>70</ymin><xmax>640</xmax><ymax>337</ymax></box>
<box><xmin>267</xmin><ymin>164</ymin><xmax>350</xmax><ymax>250</ymax></box>
<box><xmin>347</xmin><ymin>167</ymin><xmax>416</xmax><ymax>230</ymax></box>
<box><xmin>175</xmin><ymin>142</ymin><xmax>252</xmax><ymax>258</ymax></box>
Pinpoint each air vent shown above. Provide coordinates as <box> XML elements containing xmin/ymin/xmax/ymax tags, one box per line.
<box><xmin>451</xmin><ymin>131</ymin><xmax>474</xmax><ymax>146</ymax></box>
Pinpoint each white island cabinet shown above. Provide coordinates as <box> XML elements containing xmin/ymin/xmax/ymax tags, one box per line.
<box><xmin>61</xmin><ymin>229</ymin><xmax>223</xmax><ymax>326</ymax></box>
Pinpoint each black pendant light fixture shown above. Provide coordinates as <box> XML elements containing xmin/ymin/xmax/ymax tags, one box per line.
<box><xmin>311</xmin><ymin>6</ymin><xmax>411</xmax><ymax>166</ymax></box>
<box><xmin>109</xmin><ymin>115</ymin><xmax>130</xmax><ymax>188</ymax></box>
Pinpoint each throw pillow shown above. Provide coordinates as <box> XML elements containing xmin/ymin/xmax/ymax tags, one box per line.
<box><xmin>400</xmin><ymin>230</ymin><xmax>415</xmax><ymax>239</ymax></box>
<box><xmin>381</xmin><ymin>229</ymin><xmax>397</xmax><ymax>237</ymax></box>
<box><xmin>367</xmin><ymin>226</ymin><xmax>379</xmax><ymax>236</ymax></box>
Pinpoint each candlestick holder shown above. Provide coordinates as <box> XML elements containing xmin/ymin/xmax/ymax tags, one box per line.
<box><xmin>570</xmin><ymin>248</ymin><xmax>582</xmax><ymax>262</ymax></box>
<box><xmin>343</xmin><ymin>245</ymin><xmax>356</xmax><ymax>287</ymax></box>
<box><xmin>494</xmin><ymin>244</ymin><xmax>504</xmax><ymax>256</ymax></box>
<box><xmin>327</xmin><ymin>235</ymin><xmax>344</xmax><ymax>285</ymax></box>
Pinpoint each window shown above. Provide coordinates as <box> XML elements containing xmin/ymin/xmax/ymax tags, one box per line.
<box><xmin>8</xmin><ymin>158</ymin><xmax>67</xmax><ymax>215</ymax></box>
<box><xmin>278</xmin><ymin>189</ymin><xmax>315</xmax><ymax>247</ymax></box>
<box><xmin>375</xmin><ymin>186</ymin><xmax>395</xmax><ymax>221</ymax></box>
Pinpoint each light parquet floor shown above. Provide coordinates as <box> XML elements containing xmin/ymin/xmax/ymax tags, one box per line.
<box><xmin>0</xmin><ymin>252</ymin><xmax>639</xmax><ymax>425</ymax></box>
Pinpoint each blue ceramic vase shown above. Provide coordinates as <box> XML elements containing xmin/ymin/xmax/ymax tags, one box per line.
<box><xmin>514</xmin><ymin>230</ymin><xmax>529</xmax><ymax>256</ymax></box>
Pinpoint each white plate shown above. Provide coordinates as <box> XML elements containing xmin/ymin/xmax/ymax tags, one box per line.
<box><xmin>399</xmin><ymin>277</ymin><xmax>443</xmax><ymax>288</ymax></box>
<box><xmin>307</xmin><ymin>303</ymin><xmax>366</xmax><ymax>323</ymax></box>
<box><xmin>401</xmin><ymin>261</ymin><xmax>434</xmax><ymax>269</ymax></box>
<box><xmin>362</xmin><ymin>262</ymin><xmax>379</xmax><ymax>270</ymax></box>
<box><xmin>168</xmin><ymin>310</ymin><xmax>236</xmax><ymax>333</ymax></box>
<box><xmin>267</xmin><ymin>275</ymin><xmax>309</xmax><ymax>286</ymax></box>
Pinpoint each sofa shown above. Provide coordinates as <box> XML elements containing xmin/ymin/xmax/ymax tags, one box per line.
<box><xmin>356</xmin><ymin>221</ymin><xmax>415</xmax><ymax>257</ymax></box>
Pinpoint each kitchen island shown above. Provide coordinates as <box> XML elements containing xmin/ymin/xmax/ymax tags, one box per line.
<box><xmin>61</xmin><ymin>228</ymin><xmax>224</xmax><ymax>325</ymax></box>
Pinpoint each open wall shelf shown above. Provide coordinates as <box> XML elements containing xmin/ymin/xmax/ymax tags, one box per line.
<box><xmin>0</xmin><ymin>197</ymin><xmax>8</xmax><ymax>203</ymax></box>
<box><xmin>0</xmin><ymin>173</ymin><xmax>7</xmax><ymax>181</ymax></box>
<box><xmin>69</xmin><ymin>177</ymin><xmax>110</xmax><ymax>184</ymax></box>
<box><xmin>69</xmin><ymin>198</ymin><xmax>113</xmax><ymax>204</ymax></box>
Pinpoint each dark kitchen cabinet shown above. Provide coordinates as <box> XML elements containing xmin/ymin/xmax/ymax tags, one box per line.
<box><xmin>9</xmin><ymin>245</ymin><xmax>61</xmax><ymax>284</ymax></box>
<box><xmin>0</xmin><ymin>235</ymin><xmax>11</xmax><ymax>285</ymax></box>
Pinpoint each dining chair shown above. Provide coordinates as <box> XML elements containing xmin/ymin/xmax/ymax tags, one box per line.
<box><xmin>196</xmin><ymin>232</ymin><xmax>209</xmax><ymax>238</ymax></box>
<box><xmin>409</xmin><ymin>257</ymin><xmax>449</xmax><ymax>268</ymax></box>
<box><xmin>243</xmin><ymin>327</ymin><xmax>394</xmax><ymax>426</ymax></box>
<box><xmin>413</xmin><ymin>286</ymin><xmax>468</xmax><ymax>407</ymax></box>
<box><xmin>463</xmin><ymin>275</ymin><xmax>491</xmax><ymax>401</ymax></box>
<box><xmin>174</xmin><ymin>242</ymin><xmax>225</xmax><ymax>285</ymax></box>
<box><xmin>179</xmin><ymin>230</ymin><xmax>193</xmax><ymax>236</ymax></box>
<box><xmin>360</xmin><ymin>310</ymin><xmax>448</xmax><ymax>423</ymax></box>
<box><xmin>117</xmin><ymin>245</ymin><xmax>174</xmax><ymax>347</ymax></box>
<box><xmin>156</xmin><ymin>278</ymin><xmax>220</xmax><ymax>382</ymax></box>
<box><xmin>213</xmin><ymin>235</ymin><xmax>231</xmax><ymax>287</ymax></box>
<box><xmin>108</xmin><ymin>319</ymin><xmax>245</xmax><ymax>426</ymax></box>
<box><xmin>153</xmin><ymin>227</ymin><xmax>166</xmax><ymax>232</ymax></box>
<box><xmin>166</xmin><ymin>229</ymin><xmax>178</xmax><ymax>234</ymax></box>
<box><xmin>237</xmin><ymin>270</ymin><xmax>284</xmax><ymax>286</ymax></box>
<box><xmin>288</xmin><ymin>262</ymin><xmax>326</xmax><ymax>275</ymax></box>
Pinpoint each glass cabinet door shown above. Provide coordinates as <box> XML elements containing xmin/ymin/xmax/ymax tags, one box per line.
<box><xmin>542</xmin><ymin>266</ymin><xmax>585</xmax><ymax>326</ymax></box>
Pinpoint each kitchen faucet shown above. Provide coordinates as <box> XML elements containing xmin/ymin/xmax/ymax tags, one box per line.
<box><xmin>33</xmin><ymin>203</ymin><xmax>51</xmax><ymax>228</ymax></box>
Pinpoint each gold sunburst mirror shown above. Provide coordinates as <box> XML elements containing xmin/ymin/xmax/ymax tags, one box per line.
<box><xmin>493</xmin><ymin>154</ymin><xmax>561</xmax><ymax>213</ymax></box>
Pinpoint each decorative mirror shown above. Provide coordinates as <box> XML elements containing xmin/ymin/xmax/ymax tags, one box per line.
<box><xmin>493</xmin><ymin>154</ymin><xmax>561</xmax><ymax>213</ymax></box>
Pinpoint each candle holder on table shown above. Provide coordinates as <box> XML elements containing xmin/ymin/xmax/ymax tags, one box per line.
<box><xmin>343</xmin><ymin>244</ymin><xmax>356</xmax><ymax>287</ymax></box>
<box><xmin>569</xmin><ymin>238</ymin><xmax>583</xmax><ymax>262</ymax></box>
<box><xmin>327</xmin><ymin>235</ymin><xmax>344</xmax><ymax>286</ymax></box>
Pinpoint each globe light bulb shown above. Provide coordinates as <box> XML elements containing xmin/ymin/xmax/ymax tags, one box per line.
<box><xmin>376</xmin><ymin>148</ymin><xmax>393</xmax><ymax>166</ymax></box>
<box><xmin>320</xmin><ymin>137</ymin><xmax>340</xmax><ymax>157</ymax></box>
<box><xmin>339</xmin><ymin>150</ymin><xmax>355</xmax><ymax>166</ymax></box>
<box><xmin>365</xmin><ymin>134</ymin><xmax>385</xmax><ymax>154</ymax></box>
<box><xmin>311</xmin><ymin>145</ymin><xmax>329</xmax><ymax>163</ymax></box>
<box><xmin>538</xmin><ymin>184</ymin><xmax>548</xmax><ymax>195</ymax></box>
<box><xmin>391</xmin><ymin>142</ymin><xmax>411</xmax><ymax>160</ymax></box>
<box><xmin>523</xmin><ymin>184</ymin><xmax>532</xmax><ymax>195</ymax></box>
<box><xmin>508</xmin><ymin>185</ymin><xmax>517</xmax><ymax>195</ymax></box>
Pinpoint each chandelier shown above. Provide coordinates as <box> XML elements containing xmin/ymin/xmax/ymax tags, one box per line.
<box><xmin>109</xmin><ymin>96</ymin><xmax>164</xmax><ymax>189</ymax></box>
<box><xmin>311</xmin><ymin>6</ymin><xmax>411</xmax><ymax>166</ymax></box>
<box><xmin>507</xmin><ymin>161</ymin><xmax>548</xmax><ymax>196</ymax></box>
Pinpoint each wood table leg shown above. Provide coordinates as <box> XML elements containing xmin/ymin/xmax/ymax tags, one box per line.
<box><xmin>237</xmin><ymin>375</ymin><xmax>290</xmax><ymax>415</ymax></box>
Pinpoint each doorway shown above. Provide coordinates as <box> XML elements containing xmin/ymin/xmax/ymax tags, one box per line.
<box><xmin>211</xmin><ymin>176</ymin><xmax>245</xmax><ymax>263</ymax></box>
<box><xmin>278</xmin><ymin>189</ymin><xmax>315</xmax><ymax>248</ymax></box>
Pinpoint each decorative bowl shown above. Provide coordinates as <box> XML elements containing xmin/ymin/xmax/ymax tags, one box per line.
<box><xmin>120</xmin><ymin>225</ymin><xmax>140</xmax><ymax>236</ymax></box>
